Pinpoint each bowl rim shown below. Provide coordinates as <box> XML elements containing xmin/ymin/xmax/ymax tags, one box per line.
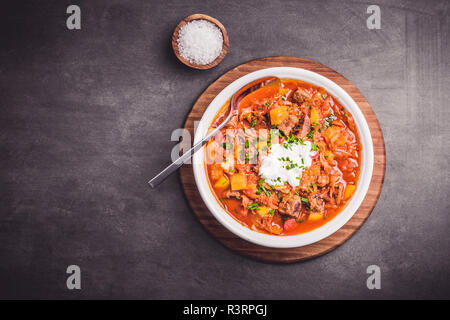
<box><xmin>192</xmin><ymin>67</ymin><xmax>374</xmax><ymax>248</ymax></box>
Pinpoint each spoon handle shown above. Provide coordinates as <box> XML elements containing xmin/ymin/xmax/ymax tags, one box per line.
<box><xmin>148</xmin><ymin>126</ymin><xmax>221</xmax><ymax>188</ymax></box>
<box><xmin>148</xmin><ymin>76</ymin><xmax>280</xmax><ymax>188</ymax></box>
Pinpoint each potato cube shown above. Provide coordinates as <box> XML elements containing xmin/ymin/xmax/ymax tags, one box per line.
<box><xmin>230</xmin><ymin>173</ymin><xmax>247</xmax><ymax>191</ymax></box>
<box><xmin>270</xmin><ymin>106</ymin><xmax>289</xmax><ymax>125</ymax></box>
<box><xmin>214</xmin><ymin>176</ymin><xmax>230</xmax><ymax>189</ymax></box>
<box><xmin>308</xmin><ymin>211</ymin><xmax>323</xmax><ymax>222</ymax></box>
<box><xmin>344</xmin><ymin>184</ymin><xmax>356</xmax><ymax>200</ymax></box>
<box><xmin>310</xmin><ymin>107</ymin><xmax>320</xmax><ymax>125</ymax></box>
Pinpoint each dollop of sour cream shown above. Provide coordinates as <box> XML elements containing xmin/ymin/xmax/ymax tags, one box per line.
<box><xmin>259</xmin><ymin>141</ymin><xmax>317</xmax><ymax>188</ymax></box>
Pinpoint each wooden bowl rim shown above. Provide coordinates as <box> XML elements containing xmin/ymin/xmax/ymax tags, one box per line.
<box><xmin>172</xmin><ymin>14</ymin><xmax>229</xmax><ymax>70</ymax></box>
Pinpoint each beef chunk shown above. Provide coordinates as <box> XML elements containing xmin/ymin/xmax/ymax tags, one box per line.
<box><xmin>255</xmin><ymin>214</ymin><xmax>283</xmax><ymax>235</ymax></box>
<box><xmin>223</xmin><ymin>190</ymin><xmax>241</xmax><ymax>199</ymax></box>
<box><xmin>317</xmin><ymin>174</ymin><xmax>330</xmax><ymax>187</ymax></box>
<box><xmin>308</xmin><ymin>194</ymin><xmax>325</xmax><ymax>214</ymax></box>
<box><xmin>257</xmin><ymin>190</ymin><xmax>280</xmax><ymax>209</ymax></box>
<box><xmin>277</xmin><ymin>115</ymin><xmax>299</xmax><ymax>136</ymax></box>
<box><xmin>295</xmin><ymin>114</ymin><xmax>311</xmax><ymax>139</ymax></box>
<box><xmin>278</xmin><ymin>195</ymin><xmax>302</xmax><ymax>219</ymax></box>
<box><xmin>292</xmin><ymin>88</ymin><xmax>312</xmax><ymax>104</ymax></box>
<box><xmin>239</xmin><ymin>195</ymin><xmax>252</xmax><ymax>216</ymax></box>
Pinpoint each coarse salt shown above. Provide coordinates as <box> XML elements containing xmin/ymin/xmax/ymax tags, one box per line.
<box><xmin>177</xmin><ymin>19</ymin><xmax>223</xmax><ymax>65</ymax></box>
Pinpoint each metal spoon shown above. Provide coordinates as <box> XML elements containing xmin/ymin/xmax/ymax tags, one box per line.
<box><xmin>148</xmin><ymin>76</ymin><xmax>281</xmax><ymax>188</ymax></box>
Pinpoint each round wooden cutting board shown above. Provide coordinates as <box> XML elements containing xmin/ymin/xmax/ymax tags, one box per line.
<box><xmin>179</xmin><ymin>56</ymin><xmax>385</xmax><ymax>263</ymax></box>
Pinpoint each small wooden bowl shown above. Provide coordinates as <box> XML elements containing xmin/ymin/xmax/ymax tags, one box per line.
<box><xmin>172</xmin><ymin>14</ymin><xmax>229</xmax><ymax>70</ymax></box>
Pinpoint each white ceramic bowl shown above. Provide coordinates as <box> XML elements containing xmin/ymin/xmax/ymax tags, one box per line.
<box><xmin>192</xmin><ymin>67</ymin><xmax>374</xmax><ymax>248</ymax></box>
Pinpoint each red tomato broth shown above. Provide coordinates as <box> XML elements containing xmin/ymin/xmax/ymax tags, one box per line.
<box><xmin>205</xmin><ymin>78</ymin><xmax>361</xmax><ymax>236</ymax></box>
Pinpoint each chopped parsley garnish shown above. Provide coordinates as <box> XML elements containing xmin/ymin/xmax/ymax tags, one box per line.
<box><xmin>286</xmin><ymin>134</ymin><xmax>305</xmax><ymax>146</ymax></box>
<box><xmin>258</xmin><ymin>179</ymin><xmax>271</xmax><ymax>197</ymax></box>
<box><xmin>245</xmin><ymin>152</ymin><xmax>250</xmax><ymax>164</ymax></box>
<box><xmin>311</xmin><ymin>143</ymin><xmax>319</xmax><ymax>151</ymax></box>
<box><xmin>286</xmin><ymin>134</ymin><xmax>297</xmax><ymax>144</ymax></box>
<box><xmin>270</xmin><ymin>129</ymin><xmax>278</xmax><ymax>140</ymax></box>
<box><xmin>250</xmin><ymin>119</ymin><xmax>257</xmax><ymax>127</ymax></box>
<box><xmin>285</xmin><ymin>163</ymin><xmax>298</xmax><ymax>170</ymax></box>
<box><xmin>325</xmin><ymin>114</ymin><xmax>336</xmax><ymax>127</ymax></box>
<box><xmin>319</xmin><ymin>123</ymin><xmax>325</xmax><ymax>132</ymax></box>
<box><xmin>222</xmin><ymin>142</ymin><xmax>231</xmax><ymax>149</ymax></box>
<box><xmin>247</xmin><ymin>203</ymin><xmax>264</xmax><ymax>210</ymax></box>
<box><xmin>268</xmin><ymin>209</ymin><xmax>275</xmax><ymax>217</ymax></box>
<box><xmin>282</xmin><ymin>142</ymin><xmax>293</xmax><ymax>150</ymax></box>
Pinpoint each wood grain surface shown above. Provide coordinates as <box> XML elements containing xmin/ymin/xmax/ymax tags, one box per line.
<box><xmin>179</xmin><ymin>56</ymin><xmax>385</xmax><ymax>263</ymax></box>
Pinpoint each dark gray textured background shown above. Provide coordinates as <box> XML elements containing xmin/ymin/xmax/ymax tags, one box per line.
<box><xmin>0</xmin><ymin>0</ymin><xmax>449</xmax><ymax>299</ymax></box>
